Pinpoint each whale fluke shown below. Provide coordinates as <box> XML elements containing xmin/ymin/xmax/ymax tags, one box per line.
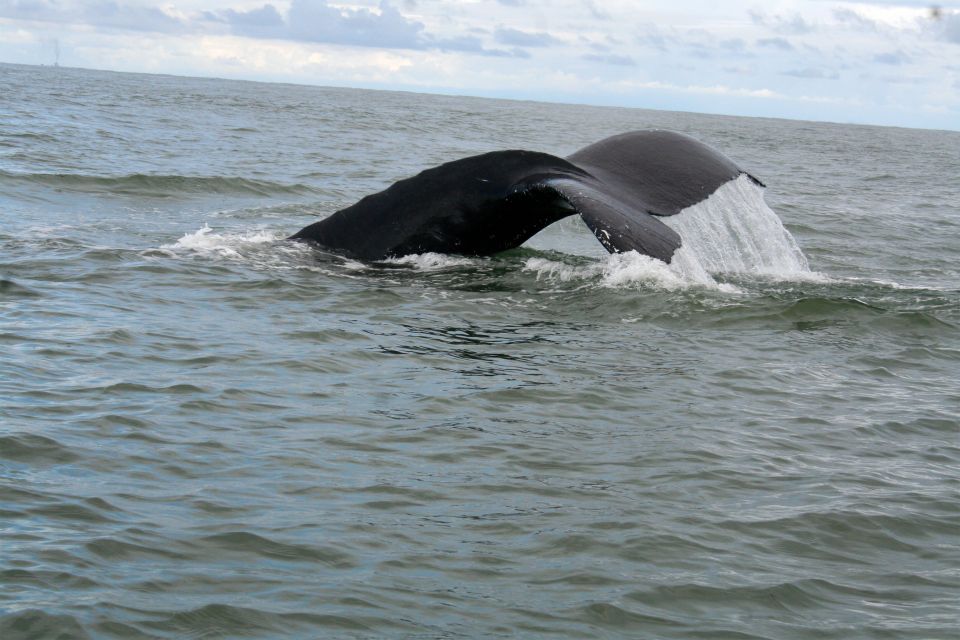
<box><xmin>290</xmin><ymin>130</ymin><xmax>761</xmax><ymax>263</ymax></box>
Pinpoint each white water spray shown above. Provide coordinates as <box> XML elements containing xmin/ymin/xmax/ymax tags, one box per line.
<box><xmin>662</xmin><ymin>174</ymin><xmax>810</xmax><ymax>282</ymax></box>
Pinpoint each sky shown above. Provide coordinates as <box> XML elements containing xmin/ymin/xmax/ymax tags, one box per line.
<box><xmin>1</xmin><ymin>1</ymin><xmax>959</xmax><ymax>130</ymax></box>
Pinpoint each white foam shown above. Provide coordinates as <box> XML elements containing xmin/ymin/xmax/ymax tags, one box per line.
<box><xmin>382</xmin><ymin>252</ymin><xmax>479</xmax><ymax>270</ymax></box>
<box><xmin>524</xmin><ymin>251</ymin><xmax>728</xmax><ymax>291</ymax></box>
<box><xmin>162</xmin><ymin>224</ymin><xmax>282</xmax><ymax>258</ymax></box>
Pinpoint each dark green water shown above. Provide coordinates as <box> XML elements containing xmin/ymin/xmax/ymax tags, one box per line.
<box><xmin>1</xmin><ymin>63</ymin><xmax>958</xmax><ymax>639</ymax></box>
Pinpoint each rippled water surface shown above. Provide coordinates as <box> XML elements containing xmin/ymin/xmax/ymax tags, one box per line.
<box><xmin>2</xmin><ymin>63</ymin><xmax>959</xmax><ymax>639</ymax></box>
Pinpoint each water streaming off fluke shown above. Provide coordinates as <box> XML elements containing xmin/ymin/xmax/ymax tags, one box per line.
<box><xmin>664</xmin><ymin>175</ymin><xmax>812</xmax><ymax>284</ymax></box>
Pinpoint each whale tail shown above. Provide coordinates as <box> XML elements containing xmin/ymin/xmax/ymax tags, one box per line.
<box><xmin>290</xmin><ymin>130</ymin><xmax>760</xmax><ymax>263</ymax></box>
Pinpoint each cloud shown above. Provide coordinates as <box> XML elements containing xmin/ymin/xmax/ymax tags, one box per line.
<box><xmin>934</xmin><ymin>11</ymin><xmax>960</xmax><ymax>43</ymax></box>
<box><xmin>626</xmin><ymin>79</ymin><xmax>782</xmax><ymax>99</ymax></box>
<box><xmin>756</xmin><ymin>37</ymin><xmax>794</xmax><ymax>51</ymax></box>
<box><xmin>0</xmin><ymin>1</ymin><xmax>523</xmax><ymax>56</ymax></box>
<box><xmin>582</xmin><ymin>0</ymin><xmax>610</xmax><ymax>21</ymax></box>
<box><xmin>218</xmin><ymin>1</ymin><xmax>425</xmax><ymax>49</ymax></box>
<box><xmin>431</xmin><ymin>34</ymin><xmax>528</xmax><ymax>57</ymax></box>
<box><xmin>636</xmin><ymin>30</ymin><xmax>670</xmax><ymax>52</ymax></box>
<box><xmin>215</xmin><ymin>0</ymin><xmax>528</xmax><ymax>56</ymax></box>
<box><xmin>217</xmin><ymin>5</ymin><xmax>284</xmax><ymax>39</ymax></box>
<box><xmin>494</xmin><ymin>27</ymin><xmax>560</xmax><ymax>47</ymax></box>
<box><xmin>0</xmin><ymin>0</ymin><xmax>185</xmax><ymax>32</ymax></box>
<box><xmin>582</xmin><ymin>52</ymin><xmax>635</xmax><ymax>66</ymax></box>
<box><xmin>749</xmin><ymin>10</ymin><xmax>816</xmax><ymax>35</ymax></box>
<box><xmin>205</xmin><ymin>1</ymin><xmax>538</xmax><ymax>56</ymax></box>
<box><xmin>783</xmin><ymin>67</ymin><xmax>839</xmax><ymax>80</ymax></box>
<box><xmin>719</xmin><ymin>38</ymin><xmax>746</xmax><ymax>53</ymax></box>
<box><xmin>873</xmin><ymin>50</ymin><xmax>910</xmax><ymax>65</ymax></box>
<box><xmin>832</xmin><ymin>8</ymin><xmax>879</xmax><ymax>32</ymax></box>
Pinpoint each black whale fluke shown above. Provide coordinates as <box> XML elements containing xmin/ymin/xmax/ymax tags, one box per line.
<box><xmin>290</xmin><ymin>130</ymin><xmax>761</xmax><ymax>263</ymax></box>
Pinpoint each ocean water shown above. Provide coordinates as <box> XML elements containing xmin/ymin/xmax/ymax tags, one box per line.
<box><xmin>1</xmin><ymin>62</ymin><xmax>958</xmax><ymax>639</ymax></box>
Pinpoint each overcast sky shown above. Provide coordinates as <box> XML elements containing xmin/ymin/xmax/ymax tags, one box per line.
<box><xmin>1</xmin><ymin>1</ymin><xmax>958</xmax><ymax>129</ymax></box>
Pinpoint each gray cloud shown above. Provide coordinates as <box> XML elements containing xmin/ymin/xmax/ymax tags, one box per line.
<box><xmin>218</xmin><ymin>5</ymin><xmax>284</xmax><ymax>38</ymax></box>
<box><xmin>582</xmin><ymin>0</ymin><xmax>610</xmax><ymax>21</ymax></box>
<box><xmin>875</xmin><ymin>74</ymin><xmax>928</xmax><ymax>85</ymax></box>
<box><xmin>783</xmin><ymin>67</ymin><xmax>839</xmax><ymax>80</ymax></box>
<box><xmin>430</xmin><ymin>34</ymin><xmax>529</xmax><ymax>57</ymax></box>
<box><xmin>757</xmin><ymin>37</ymin><xmax>794</xmax><ymax>51</ymax></box>
<box><xmin>935</xmin><ymin>12</ymin><xmax>960</xmax><ymax>43</ymax></box>
<box><xmin>640</xmin><ymin>27</ymin><xmax>754</xmax><ymax>59</ymax></box>
<box><xmin>749</xmin><ymin>9</ymin><xmax>815</xmax><ymax>35</ymax></box>
<box><xmin>635</xmin><ymin>28</ymin><xmax>670</xmax><ymax>52</ymax></box>
<box><xmin>0</xmin><ymin>0</ymin><xmax>184</xmax><ymax>32</ymax></box>
<box><xmin>720</xmin><ymin>38</ymin><xmax>746</xmax><ymax>53</ymax></box>
<box><xmin>217</xmin><ymin>0</ymin><xmax>529</xmax><ymax>56</ymax></box>
<box><xmin>488</xmin><ymin>47</ymin><xmax>531</xmax><ymax>58</ymax></box>
<box><xmin>494</xmin><ymin>27</ymin><xmax>560</xmax><ymax>47</ymax></box>
<box><xmin>434</xmin><ymin>34</ymin><xmax>485</xmax><ymax>52</ymax></box>
<box><xmin>832</xmin><ymin>8</ymin><xmax>879</xmax><ymax>32</ymax></box>
<box><xmin>215</xmin><ymin>1</ymin><xmax>425</xmax><ymax>49</ymax></box>
<box><xmin>873</xmin><ymin>50</ymin><xmax>910</xmax><ymax>65</ymax></box>
<box><xmin>582</xmin><ymin>52</ymin><xmax>635</xmax><ymax>66</ymax></box>
<box><xmin>293</xmin><ymin>1</ymin><xmax>422</xmax><ymax>48</ymax></box>
<box><xmin>0</xmin><ymin>0</ymin><xmax>530</xmax><ymax>57</ymax></box>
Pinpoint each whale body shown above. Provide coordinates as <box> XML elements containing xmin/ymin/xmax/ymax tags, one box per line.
<box><xmin>290</xmin><ymin>130</ymin><xmax>762</xmax><ymax>263</ymax></box>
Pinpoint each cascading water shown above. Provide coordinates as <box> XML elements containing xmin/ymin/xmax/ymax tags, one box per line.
<box><xmin>523</xmin><ymin>173</ymin><xmax>813</xmax><ymax>290</ymax></box>
<box><xmin>662</xmin><ymin>174</ymin><xmax>810</xmax><ymax>282</ymax></box>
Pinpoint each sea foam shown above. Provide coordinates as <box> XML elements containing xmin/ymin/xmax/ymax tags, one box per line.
<box><xmin>162</xmin><ymin>224</ymin><xmax>282</xmax><ymax>258</ymax></box>
<box><xmin>382</xmin><ymin>252</ymin><xmax>479</xmax><ymax>270</ymax></box>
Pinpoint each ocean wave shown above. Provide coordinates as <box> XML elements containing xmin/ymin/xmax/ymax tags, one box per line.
<box><xmin>0</xmin><ymin>610</ymin><xmax>90</xmax><ymax>640</ymax></box>
<box><xmin>0</xmin><ymin>169</ymin><xmax>320</xmax><ymax>198</ymax></box>
<box><xmin>0</xmin><ymin>278</ymin><xmax>41</xmax><ymax>298</ymax></box>
<box><xmin>0</xmin><ymin>433</ymin><xmax>79</xmax><ymax>465</ymax></box>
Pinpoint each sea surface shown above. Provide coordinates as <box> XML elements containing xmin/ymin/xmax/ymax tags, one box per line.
<box><xmin>1</xmin><ymin>63</ymin><xmax>958</xmax><ymax>639</ymax></box>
